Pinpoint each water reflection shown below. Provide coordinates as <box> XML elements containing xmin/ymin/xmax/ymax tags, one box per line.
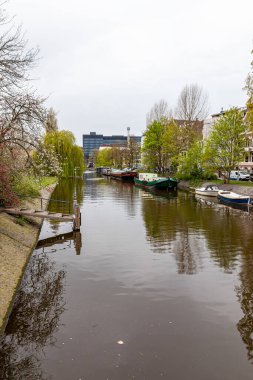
<box><xmin>140</xmin><ymin>190</ymin><xmax>202</xmax><ymax>274</ymax></box>
<box><xmin>84</xmin><ymin>175</ymin><xmax>139</xmax><ymax>218</ymax></box>
<box><xmin>236</xmin><ymin>255</ymin><xmax>253</xmax><ymax>363</ymax></box>
<box><xmin>47</xmin><ymin>178</ymin><xmax>84</xmax><ymax>234</ymax></box>
<box><xmin>139</xmin><ymin>187</ymin><xmax>253</xmax><ymax>362</ymax></box>
<box><xmin>36</xmin><ymin>230</ymin><xmax>82</xmax><ymax>255</ymax></box>
<box><xmin>0</xmin><ymin>252</ymin><xmax>66</xmax><ymax>380</ymax></box>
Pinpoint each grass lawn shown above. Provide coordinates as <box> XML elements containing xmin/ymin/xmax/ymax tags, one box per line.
<box><xmin>39</xmin><ymin>177</ymin><xmax>58</xmax><ymax>188</ymax></box>
<box><xmin>14</xmin><ymin>176</ymin><xmax>58</xmax><ymax>198</ymax></box>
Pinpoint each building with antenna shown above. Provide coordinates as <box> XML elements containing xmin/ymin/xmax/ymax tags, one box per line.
<box><xmin>82</xmin><ymin>128</ymin><xmax>141</xmax><ymax>161</ymax></box>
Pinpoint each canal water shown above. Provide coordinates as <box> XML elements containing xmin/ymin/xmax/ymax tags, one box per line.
<box><xmin>1</xmin><ymin>175</ymin><xmax>253</xmax><ymax>379</ymax></box>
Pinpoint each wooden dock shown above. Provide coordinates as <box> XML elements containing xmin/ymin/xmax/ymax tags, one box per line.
<box><xmin>1</xmin><ymin>194</ymin><xmax>81</xmax><ymax>230</ymax></box>
<box><xmin>1</xmin><ymin>205</ymin><xmax>81</xmax><ymax>230</ymax></box>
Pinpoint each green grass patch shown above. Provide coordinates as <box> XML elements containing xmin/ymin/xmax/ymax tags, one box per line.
<box><xmin>13</xmin><ymin>175</ymin><xmax>57</xmax><ymax>198</ymax></box>
<box><xmin>15</xmin><ymin>216</ymin><xmax>29</xmax><ymax>226</ymax></box>
<box><xmin>38</xmin><ymin>177</ymin><xmax>57</xmax><ymax>188</ymax></box>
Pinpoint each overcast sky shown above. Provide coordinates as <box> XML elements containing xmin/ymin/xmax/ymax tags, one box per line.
<box><xmin>6</xmin><ymin>0</ymin><xmax>253</xmax><ymax>145</ymax></box>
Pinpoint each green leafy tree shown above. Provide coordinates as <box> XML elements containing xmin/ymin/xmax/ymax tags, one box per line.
<box><xmin>246</xmin><ymin>99</ymin><xmax>253</xmax><ymax>131</ymax></box>
<box><xmin>177</xmin><ymin>140</ymin><xmax>215</xmax><ymax>179</ymax></box>
<box><xmin>162</xmin><ymin>120</ymin><xmax>199</xmax><ymax>174</ymax></box>
<box><xmin>205</xmin><ymin>108</ymin><xmax>246</xmax><ymax>183</ymax></box>
<box><xmin>95</xmin><ymin>148</ymin><xmax>113</xmax><ymax>167</ymax></box>
<box><xmin>142</xmin><ymin>120</ymin><xmax>167</xmax><ymax>173</ymax></box>
<box><xmin>43</xmin><ymin>130</ymin><xmax>85</xmax><ymax>177</ymax></box>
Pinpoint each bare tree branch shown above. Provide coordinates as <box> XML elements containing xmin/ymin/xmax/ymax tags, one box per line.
<box><xmin>146</xmin><ymin>99</ymin><xmax>172</xmax><ymax>125</ymax></box>
<box><xmin>175</xmin><ymin>84</ymin><xmax>209</xmax><ymax>121</ymax></box>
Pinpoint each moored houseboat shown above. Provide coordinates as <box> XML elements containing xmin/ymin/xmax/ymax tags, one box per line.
<box><xmin>134</xmin><ymin>173</ymin><xmax>177</xmax><ymax>190</ymax></box>
<box><xmin>107</xmin><ymin>169</ymin><xmax>138</xmax><ymax>181</ymax></box>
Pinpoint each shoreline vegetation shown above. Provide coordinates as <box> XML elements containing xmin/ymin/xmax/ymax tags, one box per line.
<box><xmin>0</xmin><ymin>181</ymin><xmax>57</xmax><ymax>333</ymax></box>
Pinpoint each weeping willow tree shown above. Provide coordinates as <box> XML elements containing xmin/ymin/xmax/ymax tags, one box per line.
<box><xmin>43</xmin><ymin>130</ymin><xmax>85</xmax><ymax>177</ymax></box>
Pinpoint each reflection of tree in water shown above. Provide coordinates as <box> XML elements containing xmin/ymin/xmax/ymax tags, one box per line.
<box><xmin>109</xmin><ymin>180</ymin><xmax>137</xmax><ymax>217</ymax></box>
<box><xmin>47</xmin><ymin>178</ymin><xmax>84</xmax><ymax>233</ymax></box>
<box><xmin>0</xmin><ymin>252</ymin><xmax>66</xmax><ymax>379</ymax></box>
<box><xmin>174</xmin><ymin>233</ymin><xmax>198</xmax><ymax>275</ymax></box>
<box><xmin>236</xmin><ymin>253</ymin><xmax>253</xmax><ymax>363</ymax></box>
<box><xmin>142</xmin><ymin>190</ymin><xmax>253</xmax><ymax>360</ymax></box>
<box><xmin>141</xmin><ymin>192</ymin><xmax>200</xmax><ymax>274</ymax></box>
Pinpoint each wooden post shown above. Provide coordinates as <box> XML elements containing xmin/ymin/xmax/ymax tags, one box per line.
<box><xmin>73</xmin><ymin>193</ymin><xmax>81</xmax><ymax>231</ymax></box>
<box><xmin>73</xmin><ymin>231</ymin><xmax>82</xmax><ymax>255</ymax></box>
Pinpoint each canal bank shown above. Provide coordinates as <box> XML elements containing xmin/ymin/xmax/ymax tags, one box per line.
<box><xmin>0</xmin><ymin>184</ymin><xmax>57</xmax><ymax>333</ymax></box>
<box><xmin>178</xmin><ymin>179</ymin><xmax>253</xmax><ymax>197</ymax></box>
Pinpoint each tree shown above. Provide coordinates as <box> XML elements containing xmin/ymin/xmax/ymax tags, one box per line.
<box><xmin>125</xmin><ymin>138</ymin><xmax>141</xmax><ymax>168</ymax></box>
<box><xmin>0</xmin><ymin>5</ymin><xmax>39</xmax><ymax>94</ymax></box>
<box><xmin>146</xmin><ymin>99</ymin><xmax>172</xmax><ymax>126</ymax></box>
<box><xmin>110</xmin><ymin>147</ymin><xmax>123</xmax><ymax>168</ymax></box>
<box><xmin>177</xmin><ymin>140</ymin><xmax>215</xmax><ymax>179</ymax></box>
<box><xmin>95</xmin><ymin>148</ymin><xmax>113</xmax><ymax>167</ymax></box>
<box><xmin>175</xmin><ymin>84</ymin><xmax>209</xmax><ymax>121</ymax></box>
<box><xmin>142</xmin><ymin>120</ymin><xmax>167</xmax><ymax>173</ymax></box>
<box><xmin>43</xmin><ymin>130</ymin><xmax>85</xmax><ymax>177</ymax></box>
<box><xmin>244</xmin><ymin>50</ymin><xmax>253</xmax><ymax>131</ymax></box>
<box><xmin>205</xmin><ymin>108</ymin><xmax>246</xmax><ymax>183</ymax></box>
<box><xmin>0</xmin><ymin>3</ymin><xmax>48</xmax><ymax>205</ymax></box>
<box><xmin>45</xmin><ymin>108</ymin><xmax>58</xmax><ymax>133</ymax></box>
<box><xmin>32</xmin><ymin>141</ymin><xmax>62</xmax><ymax>177</ymax></box>
<box><xmin>0</xmin><ymin>3</ymin><xmax>45</xmax><ymax>155</ymax></box>
<box><xmin>244</xmin><ymin>49</ymin><xmax>253</xmax><ymax>100</ymax></box>
<box><xmin>246</xmin><ymin>100</ymin><xmax>253</xmax><ymax>131</ymax></box>
<box><xmin>0</xmin><ymin>92</ymin><xmax>46</xmax><ymax>157</ymax></box>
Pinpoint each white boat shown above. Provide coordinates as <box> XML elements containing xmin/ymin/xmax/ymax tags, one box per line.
<box><xmin>195</xmin><ymin>184</ymin><xmax>219</xmax><ymax>197</ymax></box>
<box><xmin>218</xmin><ymin>190</ymin><xmax>251</xmax><ymax>204</ymax></box>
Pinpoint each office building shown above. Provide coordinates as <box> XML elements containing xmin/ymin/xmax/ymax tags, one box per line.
<box><xmin>83</xmin><ymin>129</ymin><xmax>141</xmax><ymax>160</ymax></box>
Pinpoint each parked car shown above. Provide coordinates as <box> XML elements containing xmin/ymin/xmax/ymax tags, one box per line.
<box><xmin>250</xmin><ymin>171</ymin><xmax>253</xmax><ymax>182</ymax></box>
<box><xmin>229</xmin><ymin>170</ymin><xmax>250</xmax><ymax>181</ymax></box>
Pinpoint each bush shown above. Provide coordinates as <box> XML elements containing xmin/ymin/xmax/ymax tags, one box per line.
<box><xmin>0</xmin><ymin>165</ymin><xmax>19</xmax><ymax>207</ymax></box>
<box><xmin>12</xmin><ymin>174</ymin><xmax>57</xmax><ymax>199</ymax></box>
<box><xmin>12</xmin><ymin>174</ymin><xmax>41</xmax><ymax>198</ymax></box>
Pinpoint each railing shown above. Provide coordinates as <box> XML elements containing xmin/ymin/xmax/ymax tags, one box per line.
<box><xmin>15</xmin><ymin>195</ymin><xmax>72</xmax><ymax>214</ymax></box>
<box><xmin>5</xmin><ymin>194</ymin><xmax>81</xmax><ymax>231</ymax></box>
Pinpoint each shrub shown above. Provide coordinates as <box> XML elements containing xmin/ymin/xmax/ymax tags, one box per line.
<box><xmin>0</xmin><ymin>165</ymin><xmax>19</xmax><ymax>207</ymax></box>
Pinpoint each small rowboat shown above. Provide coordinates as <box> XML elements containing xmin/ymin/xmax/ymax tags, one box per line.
<box><xmin>195</xmin><ymin>184</ymin><xmax>219</xmax><ymax>197</ymax></box>
<box><xmin>217</xmin><ymin>190</ymin><xmax>251</xmax><ymax>204</ymax></box>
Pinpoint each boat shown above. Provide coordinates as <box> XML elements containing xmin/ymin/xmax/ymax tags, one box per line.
<box><xmin>134</xmin><ymin>173</ymin><xmax>177</xmax><ymax>190</ymax></box>
<box><xmin>107</xmin><ymin>168</ymin><xmax>138</xmax><ymax>181</ymax></box>
<box><xmin>217</xmin><ymin>190</ymin><xmax>251</xmax><ymax>204</ymax></box>
<box><xmin>195</xmin><ymin>184</ymin><xmax>219</xmax><ymax>197</ymax></box>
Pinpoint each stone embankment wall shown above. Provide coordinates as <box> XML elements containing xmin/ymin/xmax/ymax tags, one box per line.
<box><xmin>0</xmin><ymin>184</ymin><xmax>56</xmax><ymax>333</ymax></box>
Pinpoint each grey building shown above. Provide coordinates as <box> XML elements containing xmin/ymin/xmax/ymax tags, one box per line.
<box><xmin>83</xmin><ymin>131</ymin><xmax>141</xmax><ymax>161</ymax></box>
